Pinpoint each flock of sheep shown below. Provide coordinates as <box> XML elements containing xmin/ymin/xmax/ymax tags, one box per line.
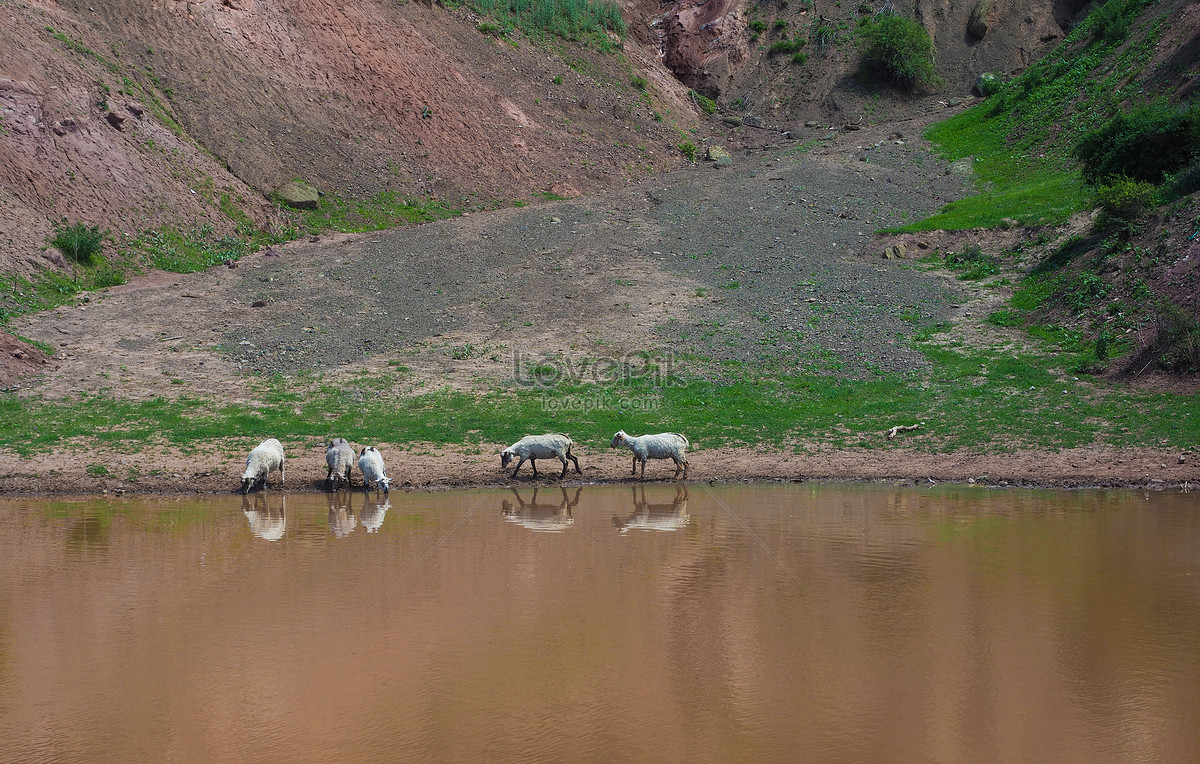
<box><xmin>238</xmin><ymin>431</ymin><xmax>691</xmax><ymax>494</ymax></box>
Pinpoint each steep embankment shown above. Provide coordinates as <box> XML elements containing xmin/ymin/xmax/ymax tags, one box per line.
<box><xmin>0</xmin><ymin>0</ymin><xmax>702</xmax><ymax>275</ymax></box>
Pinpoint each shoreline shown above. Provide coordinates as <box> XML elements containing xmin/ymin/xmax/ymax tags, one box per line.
<box><xmin>1</xmin><ymin>444</ymin><xmax>1193</xmax><ymax>497</ymax></box>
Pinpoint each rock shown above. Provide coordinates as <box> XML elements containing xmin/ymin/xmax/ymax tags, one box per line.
<box><xmin>973</xmin><ymin>72</ymin><xmax>1000</xmax><ymax>97</ymax></box>
<box><xmin>705</xmin><ymin>146</ymin><xmax>732</xmax><ymax>166</ymax></box>
<box><xmin>948</xmin><ymin>98</ymin><xmax>965</xmax><ymax>107</ymax></box>
<box><xmin>882</xmin><ymin>243</ymin><xmax>906</xmax><ymax>260</ymax></box>
<box><xmin>126</xmin><ymin>102</ymin><xmax>145</xmax><ymax>117</ymax></box>
<box><xmin>843</xmin><ymin>122</ymin><xmax>862</xmax><ymax>131</ymax></box>
<box><xmin>722</xmin><ymin>115</ymin><xmax>743</xmax><ymax>126</ymax></box>
<box><xmin>805</xmin><ymin>120</ymin><xmax>819</xmax><ymax>128</ymax></box>
<box><xmin>104</xmin><ymin>111</ymin><xmax>126</xmax><ymax>130</ymax></box>
<box><xmin>743</xmin><ymin>115</ymin><xmax>762</xmax><ymax>127</ymax></box>
<box><xmin>968</xmin><ymin>0</ymin><xmax>992</xmax><ymax>39</ymax></box>
<box><xmin>274</xmin><ymin>179</ymin><xmax>320</xmax><ymax>210</ymax></box>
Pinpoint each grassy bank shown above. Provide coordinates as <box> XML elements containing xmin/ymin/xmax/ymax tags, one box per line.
<box><xmin>2</xmin><ymin>335</ymin><xmax>1196</xmax><ymax>458</ymax></box>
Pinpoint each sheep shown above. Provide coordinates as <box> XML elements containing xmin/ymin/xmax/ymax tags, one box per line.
<box><xmin>240</xmin><ymin>437</ymin><xmax>286</xmax><ymax>494</ymax></box>
<box><xmin>325</xmin><ymin>437</ymin><xmax>355</xmax><ymax>490</ymax></box>
<box><xmin>610</xmin><ymin>430</ymin><xmax>689</xmax><ymax>480</ymax></box>
<box><xmin>358</xmin><ymin>446</ymin><xmax>391</xmax><ymax>493</ymax></box>
<box><xmin>500</xmin><ymin>433</ymin><xmax>582</xmax><ymax>479</ymax></box>
<box><xmin>242</xmin><ymin>494</ymin><xmax>287</xmax><ymax>541</ymax></box>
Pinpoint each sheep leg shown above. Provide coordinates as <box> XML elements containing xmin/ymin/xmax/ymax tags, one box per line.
<box><xmin>509</xmin><ymin>456</ymin><xmax>527</xmax><ymax>479</ymax></box>
<box><xmin>639</xmin><ymin>459</ymin><xmax>646</xmax><ymax>480</ymax></box>
<box><xmin>631</xmin><ymin>457</ymin><xmax>637</xmax><ymax>476</ymax></box>
<box><xmin>569</xmin><ymin>453</ymin><xmax>581</xmax><ymax>475</ymax></box>
<box><xmin>280</xmin><ymin>457</ymin><xmax>286</xmax><ymax>485</ymax></box>
<box><xmin>673</xmin><ymin>459</ymin><xmax>683</xmax><ymax>479</ymax></box>
<box><xmin>530</xmin><ymin>459</ymin><xmax>539</xmax><ymax>477</ymax></box>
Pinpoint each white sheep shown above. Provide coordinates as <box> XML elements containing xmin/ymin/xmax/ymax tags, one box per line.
<box><xmin>325</xmin><ymin>437</ymin><xmax>355</xmax><ymax>490</ymax></box>
<box><xmin>358</xmin><ymin>446</ymin><xmax>391</xmax><ymax>493</ymax></box>
<box><xmin>610</xmin><ymin>430</ymin><xmax>690</xmax><ymax>480</ymax></box>
<box><xmin>240</xmin><ymin>437</ymin><xmax>286</xmax><ymax>494</ymax></box>
<box><xmin>500</xmin><ymin>433</ymin><xmax>582</xmax><ymax>479</ymax></box>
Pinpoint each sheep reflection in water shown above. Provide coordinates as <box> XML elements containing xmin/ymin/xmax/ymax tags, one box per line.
<box><xmin>327</xmin><ymin>491</ymin><xmax>357</xmax><ymax>538</ymax></box>
<box><xmin>501</xmin><ymin>486</ymin><xmax>582</xmax><ymax>532</ymax></box>
<box><xmin>242</xmin><ymin>493</ymin><xmax>287</xmax><ymax>541</ymax></box>
<box><xmin>613</xmin><ymin>485</ymin><xmax>689</xmax><ymax>533</ymax></box>
<box><xmin>360</xmin><ymin>494</ymin><xmax>390</xmax><ymax>533</ymax></box>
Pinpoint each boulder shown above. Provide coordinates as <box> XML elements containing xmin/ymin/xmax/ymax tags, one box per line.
<box><xmin>275</xmin><ymin>179</ymin><xmax>320</xmax><ymax>210</ymax></box>
<box><xmin>104</xmin><ymin>111</ymin><xmax>126</xmax><ymax>130</ymax></box>
<box><xmin>973</xmin><ymin>73</ymin><xmax>1001</xmax><ymax>97</ymax></box>
<box><xmin>705</xmin><ymin>146</ymin><xmax>732</xmax><ymax>167</ymax></box>
<box><xmin>722</xmin><ymin>115</ymin><xmax>743</xmax><ymax>126</ymax></box>
<box><xmin>968</xmin><ymin>0</ymin><xmax>991</xmax><ymax>39</ymax></box>
<box><xmin>882</xmin><ymin>243</ymin><xmax>907</xmax><ymax>260</ymax></box>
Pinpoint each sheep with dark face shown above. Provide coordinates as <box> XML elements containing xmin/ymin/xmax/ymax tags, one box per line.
<box><xmin>358</xmin><ymin>446</ymin><xmax>391</xmax><ymax>493</ymax></box>
<box><xmin>500</xmin><ymin>433</ymin><xmax>582</xmax><ymax>479</ymax></box>
<box><xmin>240</xmin><ymin>438</ymin><xmax>286</xmax><ymax>494</ymax></box>
<box><xmin>610</xmin><ymin>431</ymin><xmax>689</xmax><ymax>480</ymax></box>
<box><xmin>325</xmin><ymin>438</ymin><xmax>355</xmax><ymax>490</ymax></box>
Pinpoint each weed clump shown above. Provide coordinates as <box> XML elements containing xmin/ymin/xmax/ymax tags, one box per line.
<box><xmin>51</xmin><ymin>222</ymin><xmax>104</xmax><ymax>266</ymax></box>
<box><xmin>857</xmin><ymin>15</ymin><xmax>939</xmax><ymax>92</ymax></box>
<box><xmin>1092</xmin><ymin>176</ymin><xmax>1156</xmax><ymax>233</ymax></box>
<box><xmin>1074</xmin><ymin>100</ymin><xmax>1200</xmax><ymax>185</ymax></box>
<box><xmin>679</xmin><ymin>141</ymin><xmax>697</xmax><ymax>162</ymax></box>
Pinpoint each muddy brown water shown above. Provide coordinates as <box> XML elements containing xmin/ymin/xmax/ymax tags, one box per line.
<box><xmin>1</xmin><ymin>483</ymin><xmax>1197</xmax><ymax>762</ymax></box>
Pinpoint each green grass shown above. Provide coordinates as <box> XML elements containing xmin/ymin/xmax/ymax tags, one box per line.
<box><xmin>464</xmin><ymin>0</ymin><xmax>625</xmax><ymax>52</ymax></box>
<box><xmin>2</xmin><ymin>335</ymin><xmax>1196</xmax><ymax>457</ymax></box>
<box><xmin>894</xmin><ymin>0</ymin><xmax>1163</xmax><ymax>232</ymax></box>
<box><xmin>293</xmin><ymin>192</ymin><xmax>459</xmax><ymax>234</ymax></box>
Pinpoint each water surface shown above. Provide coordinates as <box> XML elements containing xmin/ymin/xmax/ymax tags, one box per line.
<box><xmin>0</xmin><ymin>483</ymin><xmax>1197</xmax><ymax>762</ymax></box>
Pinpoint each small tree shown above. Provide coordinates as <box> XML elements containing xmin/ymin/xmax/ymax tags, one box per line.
<box><xmin>858</xmin><ymin>15</ymin><xmax>940</xmax><ymax>92</ymax></box>
<box><xmin>51</xmin><ymin>221</ymin><xmax>104</xmax><ymax>284</ymax></box>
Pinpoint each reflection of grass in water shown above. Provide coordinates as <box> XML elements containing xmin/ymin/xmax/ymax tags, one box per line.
<box><xmin>3</xmin><ymin>334</ymin><xmax>1199</xmax><ymax>456</ymax></box>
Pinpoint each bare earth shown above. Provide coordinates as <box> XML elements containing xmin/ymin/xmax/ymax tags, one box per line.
<box><xmin>4</xmin><ymin>112</ymin><xmax>1198</xmax><ymax>495</ymax></box>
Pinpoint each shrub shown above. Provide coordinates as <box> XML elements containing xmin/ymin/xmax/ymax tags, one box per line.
<box><xmin>749</xmin><ymin>19</ymin><xmax>767</xmax><ymax>33</ymax></box>
<box><xmin>679</xmin><ymin>141</ymin><xmax>697</xmax><ymax>162</ymax></box>
<box><xmin>1074</xmin><ymin>100</ymin><xmax>1200</xmax><ymax>185</ymax></box>
<box><xmin>689</xmin><ymin>91</ymin><xmax>717</xmax><ymax>115</ymax></box>
<box><xmin>858</xmin><ymin>15</ymin><xmax>939</xmax><ymax>92</ymax></box>
<box><xmin>630</xmin><ymin>75</ymin><xmax>647</xmax><ymax>91</ymax></box>
<box><xmin>51</xmin><ymin>222</ymin><xmax>104</xmax><ymax>265</ymax></box>
<box><xmin>1086</xmin><ymin>0</ymin><xmax>1153</xmax><ymax>46</ymax></box>
<box><xmin>768</xmin><ymin>37</ymin><xmax>806</xmax><ymax>56</ymax></box>
<box><xmin>1162</xmin><ymin>162</ymin><xmax>1200</xmax><ymax>201</ymax></box>
<box><xmin>1092</xmin><ymin>176</ymin><xmax>1156</xmax><ymax>232</ymax></box>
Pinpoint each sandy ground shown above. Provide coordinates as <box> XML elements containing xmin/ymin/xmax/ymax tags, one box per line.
<box><xmin>0</xmin><ymin>442</ymin><xmax>1195</xmax><ymax>496</ymax></box>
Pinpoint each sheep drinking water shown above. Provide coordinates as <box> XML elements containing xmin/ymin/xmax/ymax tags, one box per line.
<box><xmin>500</xmin><ymin>433</ymin><xmax>582</xmax><ymax>479</ymax></box>
<box><xmin>610</xmin><ymin>430</ymin><xmax>689</xmax><ymax>480</ymax></box>
<box><xmin>325</xmin><ymin>437</ymin><xmax>355</xmax><ymax>490</ymax></box>
<box><xmin>358</xmin><ymin>446</ymin><xmax>391</xmax><ymax>493</ymax></box>
<box><xmin>240</xmin><ymin>437</ymin><xmax>286</xmax><ymax>494</ymax></box>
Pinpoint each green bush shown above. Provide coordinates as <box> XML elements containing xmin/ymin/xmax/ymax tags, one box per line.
<box><xmin>1093</xmin><ymin>176</ymin><xmax>1157</xmax><ymax>231</ymax></box>
<box><xmin>51</xmin><ymin>222</ymin><xmax>104</xmax><ymax>265</ymax></box>
<box><xmin>1086</xmin><ymin>0</ymin><xmax>1153</xmax><ymax>46</ymax></box>
<box><xmin>858</xmin><ymin>15</ymin><xmax>939</xmax><ymax>92</ymax></box>
<box><xmin>1074</xmin><ymin>100</ymin><xmax>1200</xmax><ymax>185</ymax></box>
<box><xmin>689</xmin><ymin>91</ymin><xmax>717</xmax><ymax>115</ymax></box>
<box><xmin>467</xmin><ymin>0</ymin><xmax>625</xmax><ymax>51</ymax></box>
<box><xmin>679</xmin><ymin>141</ymin><xmax>697</xmax><ymax>162</ymax></box>
<box><xmin>749</xmin><ymin>19</ymin><xmax>767</xmax><ymax>33</ymax></box>
<box><xmin>768</xmin><ymin>37</ymin><xmax>806</xmax><ymax>56</ymax></box>
<box><xmin>630</xmin><ymin>75</ymin><xmax>647</xmax><ymax>91</ymax></box>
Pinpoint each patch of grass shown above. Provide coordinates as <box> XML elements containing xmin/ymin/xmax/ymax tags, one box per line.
<box><xmin>293</xmin><ymin>191</ymin><xmax>460</xmax><ymax>234</ymax></box>
<box><xmin>689</xmin><ymin>91</ymin><xmax>717</xmax><ymax>115</ymax></box>
<box><xmin>52</xmin><ymin>222</ymin><xmax>104</xmax><ymax>266</ymax></box>
<box><xmin>465</xmin><ymin>0</ymin><xmax>625</xmax><ymax>52</ymax></box>
<box><xmin>133</xmin><ymin>225</ymin><xmax>251</xmax><ymax>273</ymax></box>
<box><xmin>856</xmin><ymin>14</ymin><xmax>939</xmax><ymax>92</ymax></box>
<box><xmin>3</xmin><ymin>335</ymin><xmax>1197</xmax><ymax>456</ymax></box>
<box><xmin>679</xmin><ymin>141</ymin><xmax>697</xmax><ymax>162</ymax></box>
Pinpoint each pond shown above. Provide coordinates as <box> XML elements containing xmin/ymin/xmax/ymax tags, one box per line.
<box><xmin>0</xmin><ymin>483</ymin><xmax>1197</xmax><ymax>762</ymax></box>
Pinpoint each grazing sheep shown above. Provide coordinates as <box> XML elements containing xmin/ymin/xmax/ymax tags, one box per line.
<box><xmin>610</xmin><ymin>430</ymin><xmax>689</xmax><ymax>480</ymax></box>
<box><xmin>240</xmin><ymin>437</ymin><xmax>286</xmax><ymax>494</ymax></box>
<box><xmin>325</xmin><ymin>438</ymin><xmax>355</xmax><ymax>490</ymax></box>
<box><xmin>358</xmin><ymin>446</ymin><xmax>391</xmax><ymax>493</ymax></box>
<box><xmin>500</xmin><ymin>433</ymin><xmax>582</xmax><ymax>479</ymax></box>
